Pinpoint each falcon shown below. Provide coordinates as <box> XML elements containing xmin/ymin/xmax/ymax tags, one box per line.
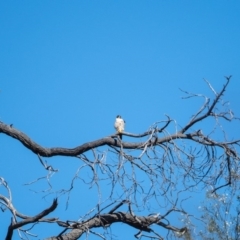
<box><xmin>114</xmin><ymin>115</ymin><xmax>125</xmax><ymax>139</ymax></box>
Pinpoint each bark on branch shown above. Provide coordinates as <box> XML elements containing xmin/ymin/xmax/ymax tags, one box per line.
<box><xmin>0</xmin><ymin>122</ymin><xmax>205</xmax><ymax>158</ymax></box>
<box><xmin>46</xmin><ymin>211</ymin><xmax>185</xmax><ymax>240</ymax></box>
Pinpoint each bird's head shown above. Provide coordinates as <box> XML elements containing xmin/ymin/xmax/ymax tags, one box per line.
<box><xmin>116</xmin><ymin>115</ymin><xmax>121</xmax><ymax>119</ymax></box>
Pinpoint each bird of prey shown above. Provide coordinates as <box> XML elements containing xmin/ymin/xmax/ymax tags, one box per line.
<box><xmin>114</xmin><ymin>115</ymin><xmax>125</xmax><ymax>139</ymax></box>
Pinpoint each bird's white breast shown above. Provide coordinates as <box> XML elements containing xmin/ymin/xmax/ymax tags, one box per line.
<box><xmin>114</xmin><ymin>118</ymin><xmax>124</xmax><ymax>132</ymax></box>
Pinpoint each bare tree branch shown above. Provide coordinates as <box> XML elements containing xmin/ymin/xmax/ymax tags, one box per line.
<box><xmin>1</xmin><ymin>77</ymin><xmax>240</xmax><ymax>240</ymax></box>
<box><xmin>46</xmin><ymin>211</ymin><xmax>184</xmax><ymax>240</ymax></box>
<box><xmin>5</xmin><ymin>199</ymin><xmax>58</xmax><ymax>240</ymax></box>
<box><xmin>180</xmin><ymin>76</ymin><xmax>232</xmax><ymax>134</ymax></box>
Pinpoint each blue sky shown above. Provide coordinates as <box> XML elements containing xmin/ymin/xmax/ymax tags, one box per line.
<box><xmin>0</xmin><ymin>1</ymin><xmax>240</xmax><ymax>239</ymax></box>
